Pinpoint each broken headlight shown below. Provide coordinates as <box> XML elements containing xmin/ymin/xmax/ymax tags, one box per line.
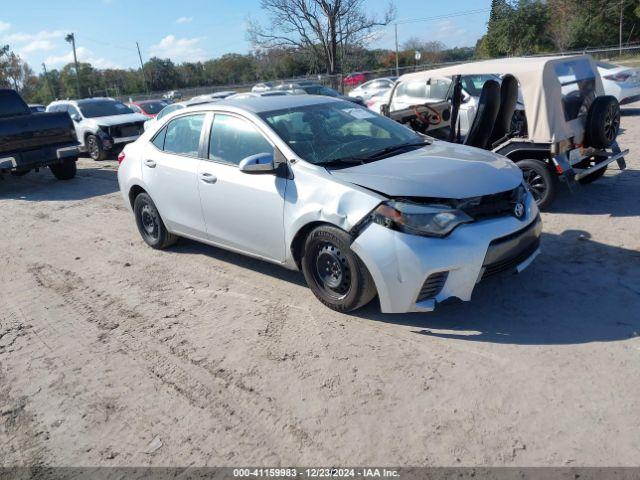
<box><xmin>372</xmin><ymin>201</ymin><xmax>473</xmax><ymax>237</ymax></box>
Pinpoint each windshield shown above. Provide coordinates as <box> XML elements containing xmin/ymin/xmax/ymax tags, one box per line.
<box><xmin>304</xmin><ymin>85</ymin><xmax>340</xmax><ymax>97</ymax></box>
<box><xmin>139</xmin><ymin>101</ymin><xmax>168</xmax><ymax>114</ymax></box>
<box><xmin>78</xmin><ymin>100</ymin><xmax>134</xmax><ymax>118</ymax></box>
<box><xmin>260</xmin><ymin>102</ymin><xmax>423</xmax><ymax>165</ymax></box>
<box><xmin>460</xmin><ymin>75</ymin><xmax>500</xmax><ymax>97</ymax></box>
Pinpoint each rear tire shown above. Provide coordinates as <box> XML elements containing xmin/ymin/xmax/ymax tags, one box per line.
<box><xmin>133</xmin><ymin>192</ymin><xmax>177</xmax><ymax>249</ymax></box>
<box><xmin>49</xmin><ymin>158</ymin><xmax>77</xmax><ymax>180</ymax></box>
<box><xmin>86</xmin><ymin>134</ymin><xmax>107</xmax><ymax>161</ymax></box>
<box><xmin>301</xmin><ymin>225</ymin><xmax>377</xmax><ymax>312</ymax></box>
<box><xmin>518</xmin><ymin>159</ymin><xmax>557</xmax><ymax>210</ymax></box>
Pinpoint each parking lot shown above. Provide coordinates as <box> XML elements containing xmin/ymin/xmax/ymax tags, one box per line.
<box><xmin>1</xmin><ymin>103</ymin><xmax>639</xmax><ymax>467</ymax></box>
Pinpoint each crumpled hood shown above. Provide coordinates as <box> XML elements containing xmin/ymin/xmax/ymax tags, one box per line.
<box><xmin>328</xmin><ymin>141</ymin><xmax>523</xmax><ymax>199</ymax></box>
<box><xmin>93</xmin><ymin>113</ymin><xmax>148</xmax><ymax>127</ymax></box>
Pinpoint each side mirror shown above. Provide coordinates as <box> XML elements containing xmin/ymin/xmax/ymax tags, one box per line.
<box><xmin>239</xmin><ymin>152</ymin><xmax>276</xmax><ymax>174</ymax></box>
<box><xmin>380</xmin><ymin>103</ymin><xmax>390</xmax><ymax>117</ymax></box>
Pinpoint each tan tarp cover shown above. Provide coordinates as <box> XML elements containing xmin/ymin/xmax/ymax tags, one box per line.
<box><xmin>400</xmin><ymin>55</ymin><xmax>604</xmax><ymax>143</ymax></box>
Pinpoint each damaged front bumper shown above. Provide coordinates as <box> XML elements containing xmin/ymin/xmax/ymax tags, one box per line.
<box><xmin>351</xmin><ymin>196</ymin><xmax>541</xmax><ymax>313</ymax></box>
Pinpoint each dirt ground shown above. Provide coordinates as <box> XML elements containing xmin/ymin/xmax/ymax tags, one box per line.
<box><xmin>1</xmin><ymin>103</ymin><xmax>639</xmax><ymax>468</ymax></box>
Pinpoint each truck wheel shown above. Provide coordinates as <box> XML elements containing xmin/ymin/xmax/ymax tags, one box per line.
<box><xmin>586</xmin><ymin>96</ymin><xmax>620</xmax><ymax>149</ymax></box>
<box><xmin>518</xmin><ymin>159</ymin><xmax>557</xmax><ymax>210</ymax></box>
<box><xmin>133</xmin><ymin>192</ymin><xmax>177</xmax><ymax>249</ymax></box>
<box><xmin>86</xmin><ymin>134</ymin><xmax>107</xmax><ymax>161</ymax></box>
<box><xmin>576</xmin><ymin>156</ymin><xmax>608</xmax><ymax>185</ymax></box>
<box><xmin>50</xmin><ymin>158</ymin><xmax>77</xmax><ymax>180</ymax></box>
<box><xmin>301</xmin><ymin>225</ymin><xmax>377</xmax><ymax>312</ymax></box>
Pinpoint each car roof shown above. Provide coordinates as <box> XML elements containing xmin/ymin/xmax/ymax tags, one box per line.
<box><xmin>184</xmin><ymin>94</ymin><xmax>342</xmax><ymax>114</ymax></box>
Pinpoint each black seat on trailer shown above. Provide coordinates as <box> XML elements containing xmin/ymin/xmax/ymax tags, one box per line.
<box><xmin>464</xmin><ymin>79</ymin><xmax>501</xmax><ymax>150</ymax></box>
<box><xmin>489</xmin><ymin>74</ymin><xmax>519</xmax><ymax>147</ymax></box>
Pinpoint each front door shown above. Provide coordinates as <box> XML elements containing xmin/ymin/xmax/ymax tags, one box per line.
<box><xmin>142</xmin><ymin>113</ymin><xmax>207</xmax><ymax>237</ymax></box>
<box><xmin>197</xmin><ymin>113</ymin><xmax>287</xmax><ymax>262</ymax></box>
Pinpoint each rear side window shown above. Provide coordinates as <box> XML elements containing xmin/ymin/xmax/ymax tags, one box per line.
<box><xmin>209</xmin><ymin>114</ymin><xmax>273</xmax><ymax>166</ymax></box>
<box><xmin>162</xmin><ymin>114</ymin><xmax>205</xmax><ymax>156</ymax></box>
<box><xmin>555</xmin><ymin>59</ymin><xmax>596</xmax><ymax>121</ymax></box>
<box><xmin>152</xmin><ymin>127</ymin><xmax>167</xmax><ymax>150</ymax></box>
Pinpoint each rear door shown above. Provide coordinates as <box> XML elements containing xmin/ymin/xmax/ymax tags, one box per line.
<box><xmin>142</xmin><ymin>113</ymin><xmax>207</xmax><ymax>237</ymax></box>
<box><xmin>197</xmin><ymin>112</ymin><xmax>287</xmax><ymax>262</ymax></box>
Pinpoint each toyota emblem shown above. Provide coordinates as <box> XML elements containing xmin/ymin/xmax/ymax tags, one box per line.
<box><xmin>514</xmin><ymin>202</ymin><xmax>525</xmax><ymax>219</ymax></box>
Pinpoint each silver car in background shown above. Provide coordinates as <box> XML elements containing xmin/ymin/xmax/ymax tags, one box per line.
<box><xmin>118</xmin><ymin>96</ymin><xmax>540</xmax><ymax>313</ymax></box>
<box><xmin>348</xmin><ymin>76</ymin><xmax>397</xmax><ymax>101</ymax></box>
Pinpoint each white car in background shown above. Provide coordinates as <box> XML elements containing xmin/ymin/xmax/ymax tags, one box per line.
<box><xmin>47</xmin><ymin>98</ymin><xmax>148</xmax><ymax>161</ymax></box>
<box><xmin>388</xmin><ymin>74</ymin><xmax>506</xmax><ymax>136</ymax></box>
<box><xmin>597</xmin><ymin>61</ymin><xmax>640</xmax><ymax>105</ymax></box>
<box><xmin>118</xmin><ymin>95</ymin><xmax>540</xmax><ymax>314</ymax></box>
<box><xmin>348</xmin><ymin>77</ymin><xmax>397</xmax><ymax>101</ymax></box>
<box><xmin>365</xmin><ymin>90</ymin><xmax>392</xmax><ymax>114</ymax></box>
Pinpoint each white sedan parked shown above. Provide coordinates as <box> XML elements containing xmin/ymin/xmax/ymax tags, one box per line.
<box><xmin>597</xmin><ymin>61</ymin><xmax>640</xmax><ymax>105</ymax></box>
<box><xmin>118</xmin><ymin>96</ymin><xmax>540</xmax><ymax>313</ymax></box>
<box><xmin>348</xmin><ymin>77</ymin><xmax>397</xmax><ymax>101</ymax></box>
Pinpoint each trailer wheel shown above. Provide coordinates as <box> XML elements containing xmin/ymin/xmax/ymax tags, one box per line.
<box><xmin>518</xmin><ymin>159</ymin><xmax>557</xmax><ymax>210</ymax></box>
<box><xmin>50</xmin><ymin>158</ymin><xmax>77</xmax><ymax>180</ymax></box>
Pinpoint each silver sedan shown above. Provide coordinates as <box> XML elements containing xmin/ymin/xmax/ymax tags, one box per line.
<box><xmin>118</xmin><ymin>96</ymin><xmax>540</xmax><ymax>313</ymax></box>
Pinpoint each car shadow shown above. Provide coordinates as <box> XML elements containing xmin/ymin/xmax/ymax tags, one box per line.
<box><xmin>166</xmin><ymin>229</ymin><xmax>639</xmax><ymax>346</ymax></box>
<box><xmin>351</xmin><ymin>230</ymin><xmax>640</xmax><ymax>345</ymax></box>
<box><xmin>167</xmin><ymin>238</ymin><xmax>307</xmax><ymax>288</ymax></box>
<box><xmin>621</xmin><ymin>107</ymin><xmax>640</xmax><ymax>116</ymax></box>
<box><xmin>0</xmin><ymin>166</ymin><xmax>119</xmax><ymax>201</ymax></box>
<box><xmin>546</xmin><ymin>165</ymin><xmax>640</xmax><ymax>217</ymax></box>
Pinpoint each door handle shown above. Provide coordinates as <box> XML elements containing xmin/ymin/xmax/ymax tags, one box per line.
<box><xmin>144</xmin><ymin>159</ymin><xmax>157</xmax><ymax>168</ymax></box>
<box><xmin>199</xmin><ymin>172</ymin><xmax>217</xmax><ymax>184</ymax></box>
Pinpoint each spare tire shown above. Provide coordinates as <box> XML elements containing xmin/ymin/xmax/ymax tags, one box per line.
<box><xmin>585</xmin><ymin>95</ymin><xmax>620</xmax><ymax>149</ymax></box>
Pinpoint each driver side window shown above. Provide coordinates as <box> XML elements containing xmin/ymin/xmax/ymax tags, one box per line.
<box><xmin>209</xmin><ymin>114</ymin><xmax>273</xmax><ymax>166</ymax></box>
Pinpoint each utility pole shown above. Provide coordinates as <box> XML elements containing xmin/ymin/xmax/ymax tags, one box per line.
<box><xmin>136</xmin><ymin>41</ymin><xmax>150</xmax><ymax>94</ymax></box>
<box><xmin>394</xmin><ymin>23</ymin><xmax>399</xmax><ymax>77</ymax></box>
<box><xmin>65</xmin><ymin>33</ymin><xmax>82</xmax><ymax>98</ymax></box>
<box><xmin>42</xmin><ymin>63</ymin><xmax>53</xmax><ymax>100</ymax></box>
<box><xmin>619</xmin><ymin>0</ymin><xmax>624</xmax><ymax>56</ymax></box>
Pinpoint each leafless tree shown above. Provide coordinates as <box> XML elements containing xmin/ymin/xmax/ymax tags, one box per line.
<box><xmin>247</xmin><ymin>0</ymin><xmax>395</xmax><ymax>76</ymax></box>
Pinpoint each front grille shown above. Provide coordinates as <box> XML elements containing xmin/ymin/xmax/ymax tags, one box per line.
<box><xmin>460</xmin><ymin>186</ymin><xmax>525</xmax><ymax>220</ymax></box>
<box><xmin>111</xmin><ymin>122</ymin><xmax>143</xmax><ymax>138</ymax></box>
<box><xmin>481</xmin><ymin>215</ymin><xmax>541</xmax><ymax>280</ymax></box>
<box><xmin>417</xmin><ymin>271</ymin><xmax>449</xmax><ymax>302</ymax></box>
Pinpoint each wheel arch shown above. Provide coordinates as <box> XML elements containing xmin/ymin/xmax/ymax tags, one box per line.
<box><xmin>128</xmin><ymin>184</ymin><xmax>147</xmax><ymax>209</ymax></box>
<box><xmin>290</xmin><ymin>220</ymin><xmax>336</xmax><ymax>270</ymax></box>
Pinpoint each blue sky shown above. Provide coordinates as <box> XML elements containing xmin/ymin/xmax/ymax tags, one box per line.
<box><xmin>0</xmin><ymin>0</ymin><xmax>490</xmax><ymax>71</ymax></box>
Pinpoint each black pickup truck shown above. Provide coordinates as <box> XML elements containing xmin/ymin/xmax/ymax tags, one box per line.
<box><xmin>0</xmin><ymin>89</ymin><xmax>80</xmax><ymax>180</ymax></box>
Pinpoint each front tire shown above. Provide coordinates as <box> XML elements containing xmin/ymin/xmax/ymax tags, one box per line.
<box><xmin>301</xmin><ymin>225</ymin><xmax>376</xmax><ymax>312</ymax></box>
<box><xmin>49</xmin><ymin>158</ymin><xmax>77</xmax><ymax>180</ymax></box>
<box><xmin>133</xmin><ymin>192</ymin><xmax>177</xmax><ymax>249</ymax></box>
<box><xmin>86</xmin><ymin>134</ymin><xmax>107</xmax><ymax>161</ymax></box>
<box><xmin>518</xmin><ymin>159</ymin><xmax>558</xmax><ymax>210</ymax></box>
